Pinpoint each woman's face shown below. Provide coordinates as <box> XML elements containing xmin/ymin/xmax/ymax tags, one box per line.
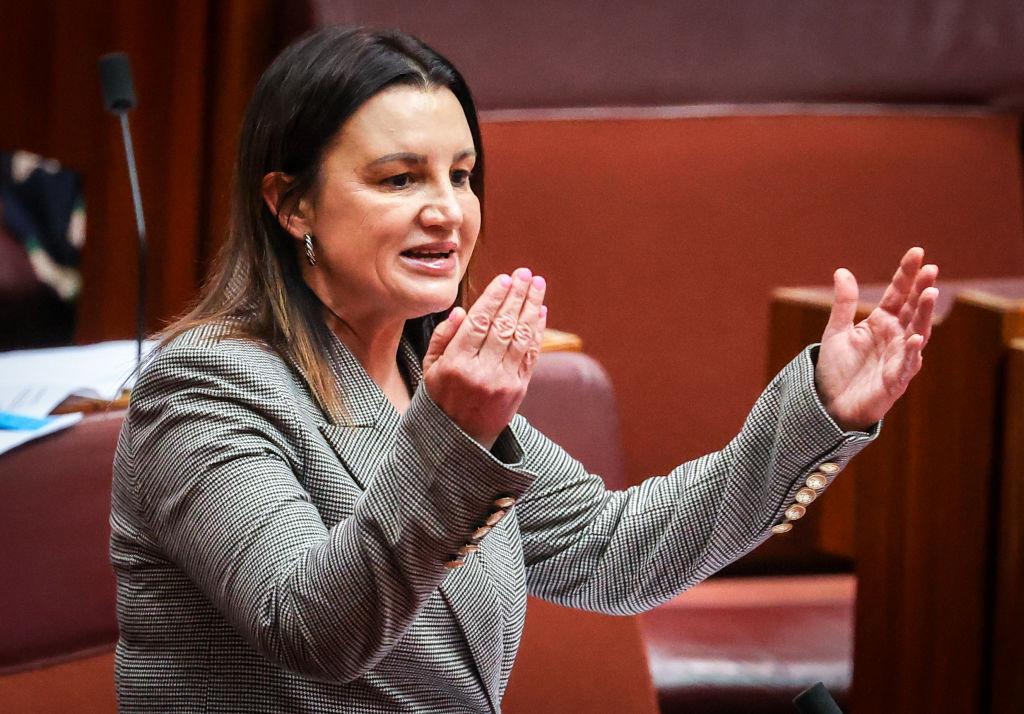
<box><xmin>299</xmin><ymin>84</ymin><xmax>480</xmax><ymax>329</ymax></box>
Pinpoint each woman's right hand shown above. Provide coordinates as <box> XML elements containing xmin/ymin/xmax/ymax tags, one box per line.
<box><xmin>422</xmin><ymin>268</ymin><xmax>547</xmax><ymax>449</ymax></box>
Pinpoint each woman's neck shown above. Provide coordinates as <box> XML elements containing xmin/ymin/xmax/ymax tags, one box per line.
<box><xmin>324</xmin><ymin>309</ymin><xmax>412</xmax><ymax>414</ymax></box>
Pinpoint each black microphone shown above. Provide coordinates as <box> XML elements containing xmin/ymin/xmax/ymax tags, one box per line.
<box><xmin>793</xmin><ymin>682</ymin><xmax>843</xmax><ymax>713</ymax></box>
<box><xmin>99</xmin><ymin>52</ymin><xmax>137</xmax><ymax>112</ymax></box>
<box><xmin>99</xmin><ymin>52</ymin><xmax>147</xmax><ymax>378</ymax></box>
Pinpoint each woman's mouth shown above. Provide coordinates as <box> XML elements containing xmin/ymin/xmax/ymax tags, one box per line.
<box><xmin>399</xmin><ymin>248</ymin><xmax>457</xmax><ymax>274</ymax></box>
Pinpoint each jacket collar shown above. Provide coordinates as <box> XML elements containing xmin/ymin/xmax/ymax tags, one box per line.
<box><xmin>284</xmin><ymin>327</ymin><xmax>423</xmax><ymax>429</ymax></box>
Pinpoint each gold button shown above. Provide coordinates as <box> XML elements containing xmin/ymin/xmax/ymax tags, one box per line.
<box><xmin>771</xmin><ymin>522</ymin><xmax>793</xmax><ymax>534</ymax></box>
<box><xmin>458</xmin><ymin>544</ymin><xmax>480</xmax><ymax>556</ymax></box>
<box><xmin>806</xmin><ymin>473</ymin><xmax>827</xmax><ymax>490</ymax></box>
<box><xmin>471</xmin><ymin>525</ymin><xmax>492</xmax><ymax>540</ymax></box>
<box><xmin>785</xmin><ymin>504</ymin><xmax>807</xmax><ymax>520</ymax></box>
<box><xmin>444</xmin><ymin>559</ymin><xmax>465</xmax><ymax>569</ymax></box>
<box><xmin>485</xmin><ymin>509</ymin><xmax>506</xmax><ymax>526</ymax></box>
<box><xmin>493</xmin><ymin>496</ymin><xmax>516</xmax><ymax>508</ymax></box>
<box><xmin>795</xmin><ymin>487</ymin><xmax>817</xmax><ymax>505</ymax></box>
<box><xmin>818</xmin><ymin>462</ymin><xmax>839</xmax><ymax>475</ymax></box>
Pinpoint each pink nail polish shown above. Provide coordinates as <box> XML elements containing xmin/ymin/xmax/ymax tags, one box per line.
<box><xmin>532</xmin><ymin>275</ymin><xmax>546</xmax><ymax>290</ymax></box>
<box><xmin>539</xmin><ymin>305</ymin><xmax>548</xmax><ymax>319</ymax></box>
<box><xmin>499</xmin><ymin>274</ymin><xmax>512</xmax><ymax>288</ymax></box>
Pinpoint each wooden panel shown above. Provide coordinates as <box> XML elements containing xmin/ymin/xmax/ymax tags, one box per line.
<box><xmin>760</xmin><ymin>291</ymin><xmax>862</xmax><ymax>565</ymax></box>
<box><xmin>991</xmin><ymin>339</ymin><xmax>1024</xmax><ymax>712</ymax></box>
<box><xmin>769</xmin><ymin>281</ymin><xmax>1024</xmax><ymax>712</ymax></box>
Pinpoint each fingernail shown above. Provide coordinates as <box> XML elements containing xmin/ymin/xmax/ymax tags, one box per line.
<box><xmin>539</xmin><ymin>305</ymin><xmax>548</xmax><ymax>319</ymax></box>
<box><xmin>515</xmin><ymin>267</ymin><xmax>532</xmax><ymax>282</ymax></box>
<box><xmin>499</xmin><ymin>274</ymin><xmax>512</xmax><ymax>288</ymax></box>
<box><xmin>532</xmin><ymin>275</ymin><xmax>546</xmax><ymax>290</ymax></box>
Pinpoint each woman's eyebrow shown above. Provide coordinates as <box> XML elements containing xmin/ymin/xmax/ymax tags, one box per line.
<box><xmin>368</xmin><ymin>148</ymin><xmax>477</xmax><ymax>167</ymax></box>
<box><xmin>368</xmin><ymin>152</ymin><xmax>426</xmax><ymax>167</ymax></box>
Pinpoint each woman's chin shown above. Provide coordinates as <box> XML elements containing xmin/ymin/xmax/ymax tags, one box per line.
<box><xmin>403</xmin><ymin>287</ymin><xmax>459</xmax><ymax>319</ymax></box>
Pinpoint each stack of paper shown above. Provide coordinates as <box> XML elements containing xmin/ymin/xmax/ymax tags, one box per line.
<box><xmin>0</xmin><ymin>340</ymin><xmax>156</xmax><ymax>456</ymax></box>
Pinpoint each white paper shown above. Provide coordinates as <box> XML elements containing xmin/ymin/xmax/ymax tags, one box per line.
<box><xmin>0</xmin><ymin>340</ymin><xmax>155</xmax><ymax>457</ymax></box>
<box><xmin>0</xmin><ymin>412</ymin><xmax>83</xmax><ymax>456</ymax></box>
<box><xmin>0</xmin><ymin>340</ymin><xmax>156</xmax><ymax>402</ymax></box>
<box><xmin>0</xmin><ymin>383</ymin><xmax>73</xmax><ymax>418</ymax></box>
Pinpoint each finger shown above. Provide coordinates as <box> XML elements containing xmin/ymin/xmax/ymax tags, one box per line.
<box><xmin>898</xmin><ymin>263</ymin><xmax>939</xmax><ymax>328</ymax></box>
<box><xmin>479</xmin><ymin>267</ymin><xmax>533</xmax><ymax>362</ymax></box>
<box><xmin>910</xmin><ymin>286</ymin><xmax>938</xmax><ymax>346</ymax></box>
<box><xmin>519</xmin><ymin>304</ymin><xmax>547</xmax><ymax>380</ymax></box>
<box><xmin>824</xmin><ymin>268</ymin><xmax>859</xmax><ymax>338</ymax></box>
<box><xmin>422</xmin><ymin>308</ymin><xmax>466</xmax><ymax>372</ymax></box>
<box><xmin>447</xmin><ymin>274</ymin><xmax>512</xmax><ymax>354</ymax></box>
<box><xmin>504</xmin><ymin>275</ymin><xmax>546</xmax><ymax>370</ymax></box>
<box><xmin>878</xmin><ymin>247</ymin><xmax>924</xmax><ymax>315</ymax></box>
<box><xmin>896</xmin><ymin>333</ymin><xmax>925</xmax><ymax>388</ymax></box>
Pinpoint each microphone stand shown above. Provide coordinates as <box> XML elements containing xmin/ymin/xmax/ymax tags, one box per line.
<box><xmin>118</xmin><ymin>111</ymin><xmax>147</xmax><ymax>376</ymax></box>
<box><xmin>99</xmin><ymin>52</ymin><xmax>147</xmax><ymax>379</ymax></box>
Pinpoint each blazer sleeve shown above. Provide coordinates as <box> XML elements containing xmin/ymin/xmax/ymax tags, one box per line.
<box><xmin>514</xmin><ymin>345</ymin><xmax>878</xmax><ymax>615</ymax></box>
<box><xmin>122</xmin><ymin>338</ymin><xmax>536</xmax><ymax>682</ymax></box>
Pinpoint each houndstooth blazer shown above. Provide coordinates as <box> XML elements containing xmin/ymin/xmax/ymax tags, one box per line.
<box><xmin>109</xmin><ymin>322</ymin><xmax>877</xmax><ymax>713</ymax></box>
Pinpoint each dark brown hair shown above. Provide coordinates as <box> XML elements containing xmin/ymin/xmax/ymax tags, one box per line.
<box><xmin>161</xmin><ymin>27</ymin><xmax>484</xmax><ymax>418</ymax></box>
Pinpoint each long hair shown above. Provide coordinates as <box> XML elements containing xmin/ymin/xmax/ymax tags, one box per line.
<box><xmin>160</xmin><ymin>27</ymin><xmax>484</xmax><ymax>418</ymax></box>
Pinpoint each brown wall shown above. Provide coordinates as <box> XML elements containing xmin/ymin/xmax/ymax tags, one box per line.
<box><xmin>475</xmin><ymin>113</ymin><xmax>1024</xmax><ymax>483</ymax></box>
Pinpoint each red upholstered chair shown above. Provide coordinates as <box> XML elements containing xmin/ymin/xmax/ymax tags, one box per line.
<box><xmin>506</xmin><ymin>351</ymin><xmax>660</xmax><ymax>713</ymax></box>
<box><xmin>0</xmin><ymin>411</ymin><xmax>122</xmax><ymax>712</ymax></box>
<box><xmin>641</xmin><ymin>575</ymin><xmax>855</xmax><ymax>714</ymax></box>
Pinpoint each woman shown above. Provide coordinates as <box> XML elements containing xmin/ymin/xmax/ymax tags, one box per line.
<box><xmin>110</xmin><ymin>26</ymin><xmax>938</xmax><ymax>713</ymax></box>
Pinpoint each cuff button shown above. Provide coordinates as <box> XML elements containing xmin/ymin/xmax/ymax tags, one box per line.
<box><xmin>818</xmin><ymin>462</ymin><xmax>839</xmax><ymax>475</ymax></box>
<box><xmin>772</xmin><ymin>522</ymin><xmax>794</xmax><ymax>534</ymax></box>
<box><xmin>471</xmin><ymin>525</ymin><xmax>493</xmax><ymax>540</ymax></box>
<box><xmin>493</xmin><ymin>496</ymin><xmax>516</xmax><ymax>508</ymax></box>
<box><xmin>785</xmin><ymin>504</ymin><xmax>807</xmax><ymax>520</ymax></box>
<box><xmin>806</xmin><ymin>473</ymin><xmax>827</xmax><ymax>490</ymax></box>
<box><xmin>444</xmin><ymin>558</ymin><xmax>465</xmax><ymax>569</ymax></box>
<box><xmin>795</xmin><ymin>487</ymin><xmax>817</xmax><ymax>505</ymax></box>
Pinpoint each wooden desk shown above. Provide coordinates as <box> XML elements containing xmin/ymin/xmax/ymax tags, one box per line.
<box><xmin>767</xmin><ymin>278</ymin><xmax>1024</xmax><ymax>714</ymax></box>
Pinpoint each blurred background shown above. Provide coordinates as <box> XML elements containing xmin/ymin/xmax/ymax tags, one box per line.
<box><xmin>1</xmin><ymin>2</ymin><xmax>1022</xmax><ymax>713</ymax></box>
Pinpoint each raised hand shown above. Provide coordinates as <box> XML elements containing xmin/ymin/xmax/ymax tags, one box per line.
<box><xmin>815</xmin><ymin>247</ymin><xmax>938</xmax><ymax>431</ymax></box>
<box><xmin>422</xmin><ymin>268</ymin><xmax>547</xmax><ymax>448</ymax></box>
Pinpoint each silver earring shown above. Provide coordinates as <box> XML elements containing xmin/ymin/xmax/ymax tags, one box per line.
<box><xmin>304</xmin><ymin>233</ymin><xmax>317</xmax><ymax>266</ymax></box>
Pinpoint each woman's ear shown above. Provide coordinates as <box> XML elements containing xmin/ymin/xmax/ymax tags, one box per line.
<box><xmin>261</xmin><ymin>172</ymin><xmax>313</xmax><ymax>240</ymax></box>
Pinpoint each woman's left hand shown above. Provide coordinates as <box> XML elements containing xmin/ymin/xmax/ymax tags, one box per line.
<box><xmin>815</xmin><ymin>247</ymin><xmax>939</xmax><ymax>431</ymax></box>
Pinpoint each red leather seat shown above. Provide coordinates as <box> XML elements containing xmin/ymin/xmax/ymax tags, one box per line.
<box><xmin>641</xmin><ymin>575</ymin><xmax>854</xmax><ymax>713</ymax></box>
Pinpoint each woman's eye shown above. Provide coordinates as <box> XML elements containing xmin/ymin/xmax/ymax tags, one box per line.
<box><xmin>382</xmin><ymin>173</ymin><xmax>412</xmax><ymax>189</ymax></box>
<box><xmin>451</xmin><ymin>169</ymin><xmax>472</xmax><ymax>187</ymax></box>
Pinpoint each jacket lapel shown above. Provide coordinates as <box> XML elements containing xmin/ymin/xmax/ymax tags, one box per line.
<box><xmin>290</xmin><ymin>334</ymin><xmax>507</xmax><ymax>707</ymax></box>
<box><xmin>401</xmin><ymin>341</ymin><xmax>506</xmax><ymax>709</ymax></box>
<box><xmin>439</xmin><ymin>538</ymin><xmax>506</xmax><ymax>712</ymax></box>
<box><xmin>285</xmin><ymin>330</ymin><xmax>391</xmax><ymax>491</ymax></box>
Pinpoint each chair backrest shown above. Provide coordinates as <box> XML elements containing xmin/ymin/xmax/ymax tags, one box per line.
<box><xmin>503</xmin><ymin>597</ymin><xmax>659</xmax><ymax>714</ymax></box>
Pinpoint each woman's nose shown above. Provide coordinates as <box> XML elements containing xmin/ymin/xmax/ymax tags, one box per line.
<box><xmin>419</xmin><ymin>183</ymin><xmax>463</xmax><ymax>230</ymax></box>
